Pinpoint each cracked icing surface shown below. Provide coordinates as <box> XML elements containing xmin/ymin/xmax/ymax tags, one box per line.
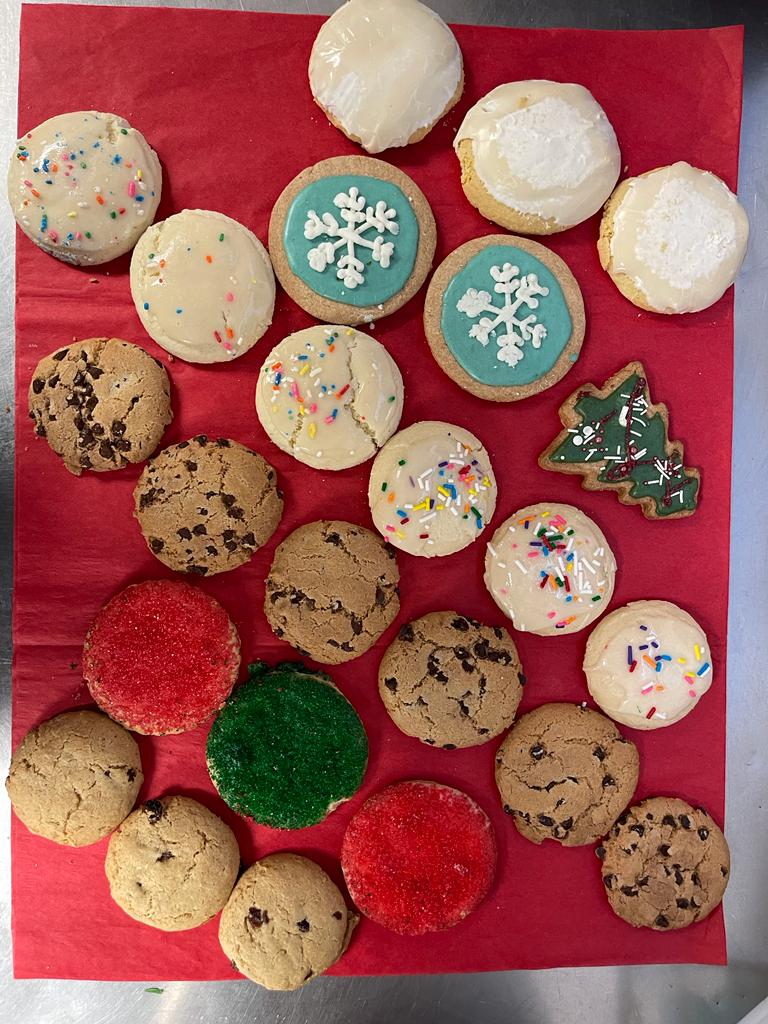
<box><xmin>256</xmin><ymin>325</ymin><xmax>403</xmax><ymax>471</ymax></box>
<box><xmin>495</xmin><ymin>703</ymin><xmax>638</xmax><ymax>847</ymax></box>
<box><xmin>220</xmin><ymin>853</ymin><xmax>358</xmax><ymax>990</ymax></box>
<box><xmin>9</xmin><ymin>110</ymin><xmax>161</xmax><ymax>265</ymax></box>
<box><xmin>6</xmin><ymin>710</ymin><xmax>142</xmax><ymax>847</ymax></box>
<box><xmin>105</xmin><ymin>795</ymin><xmax>239</xmax><ymax>931</ymax></box>
<box><xmin>599</xmin><ymin>797</ymin><xmax>729</xmax><ymax>930</ymax></box>
<box><xmin>368</xmin><ymin>420</ymin><xmax>497</xmax><ymax>557</ymax></box>
<box><xmin>134</xmin><ymin>435</ymin><xmax>283</xmax><ymax>576</ymax></box>
<box><xmin>264</xmin><ymin>520</ymin><xmax>399</xmax><ymax>664</ymax></box>
<box><xmin>378</xmin><ymin>611</ymin><xmax>524</xmax><ymax>748</ymax></box>
<box><xmin>130</xmin><ymin>209</ymin><xmax>276</xmax><ymax>363</ymax></box>
<box><xmin>28</xmin><ymin>337</ymin><xmax>172</xmax><ymax>475</ymax></box>
<box><xmin>485</xmin><ymin>502</ymin><xmax>616</xmax><ymax>635</ymax></box>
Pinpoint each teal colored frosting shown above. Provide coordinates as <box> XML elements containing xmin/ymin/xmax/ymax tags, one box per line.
<box><xmin>440</xmin><ymin>245</ymin><xmax>574</xmax><ymax>387</ymax></box>
<box><xmin>283</xmin><ymin>175</ymin><xmax>419</xmax><ymax>307</ymax></box>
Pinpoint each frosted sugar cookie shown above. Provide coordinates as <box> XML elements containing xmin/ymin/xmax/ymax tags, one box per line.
<box><xmin>368</xmin><ymin>420</ymin><xmax>497</xmax><ymax>557</ymax></box>
<box><xmin>130</xmin><ymin>210</ymin><xmax>275</xmax><ymax>363</ymax></box>
<box><xmin>269</xmin><ymin>156</ymin><xmax>436</xmax><ymax>326</ymax></box>
<box><xmin>255</xmin><ymin>325</ymin><xmax>403</xmax><ymax>470</ymax></box>
<box><xmin>598</xmin><ymin>162</ymin><xmax>749</xmax><ymax>314</ymax></box>
<box><xmin>309</xmin><ymin>0</ymin><xmax>463</xmax><ymax>154</ymax></box>
<box><xmin>584</xmin><ymin>600</ymin><xmax>712</xmax><ymax>730</ymax></box>
<box><xmin>424</xmin><ymin>234</ymin><xmax>585</xmax><ymax>401</ymax></box>
<box><xmin>8</xmin><ymin>110</ymin><xmax>161</xmax><ymax>265</ymax></box>
<box><xmin>485</xmin><ymin>503</ymin><xmax>616</xmax><ymax>636</ymax></box>
<box><xmin>454</xmin><ymin>82</ymin><xmax>620</xmax><ymax>234</ymax></box>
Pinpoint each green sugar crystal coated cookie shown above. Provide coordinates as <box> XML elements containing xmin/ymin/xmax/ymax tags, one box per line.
<box><xmin>206</xmin><ymin>661</ymin><xmax>368</xmax><ymax>829</ymax></box>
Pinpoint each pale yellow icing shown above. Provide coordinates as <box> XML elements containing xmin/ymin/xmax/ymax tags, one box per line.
<box><xmin>309</xmin><ymin>0</ymin><xmax>462</xmax><ymax>154</ymax></box>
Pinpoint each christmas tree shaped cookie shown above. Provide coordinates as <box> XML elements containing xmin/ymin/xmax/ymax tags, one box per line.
<box><xmin>539</xmin><ymin>362</ymin><xmax>700</xmax><ymax>519</ymax></box>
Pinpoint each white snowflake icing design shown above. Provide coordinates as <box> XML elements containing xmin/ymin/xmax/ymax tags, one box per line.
<box><xmin>456</xmin><ymin>263</ymin><xmax>549</xmax><ymax>367</ymax></box>
<box><xmin>303</xmin><ymin>187</ymin><xmax>398</xmax><ymax>289</ymax></box>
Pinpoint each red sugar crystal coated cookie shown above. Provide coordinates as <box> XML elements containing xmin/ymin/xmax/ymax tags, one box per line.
<box><xmin>341</xmin><ymin>780</ymin><xmax>496</xmax><ymax>935</ymax></box>
<box><xmin>83</xmin><ymin>580</ymin><xmax>240</xmax><ymax>735</ymax></box>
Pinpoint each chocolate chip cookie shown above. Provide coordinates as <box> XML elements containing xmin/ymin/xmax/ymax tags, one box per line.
<box><xmin>6</xmin><ymin>709</ymin><xmax>142</xmax><ymax>846</ymax></box>
<box><xmin>220</xmin><ymin>853</ymin><xmax>358</xmax><ymax>989</ymax></box>
<box><xmin>598</xmin><ymin>796</ymin><xmax>730</xmax><ymax>930</ymax></box>
<box><xmin>378</xmin><ymin>611</ymin><xmax>524</xmax><ymax>748</ymax></box>
<box><xmin>105</xmin><ymin>795</ymin><xmax>240</xmax><ymax>931</ymax></box>
<box><xmin>495</xmin><ymin>703</ymin><xmax>639</xmax><ymax>846</ymax></box>
<box><xmin>264</xmin><ymin>520</ymin><xmax>400</xmax><ymax>664</ymax></box>
<box><xmin>134</xmin><ymin>436</ymin><xmax>283</xmax><ymax>576</ymax></box>
<box><xmin>28</xmin><ymin>337</ymin><xmax>172</xmax><ymax>474</ymax></box>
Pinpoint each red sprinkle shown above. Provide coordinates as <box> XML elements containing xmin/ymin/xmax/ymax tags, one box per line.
<box><xmin>336</xmin><ymin>383</ymin><xmax>350</xmax><ymax>400</ymax></box>
<box><xmin>341</xmin><ymin>781</ymin><xmax>496</xmax><ymax>935</ymax></box>
<box><xmin>646</xmin><ymin>706</ymin><xmax>657</xmax><ymax>720</ymax></box>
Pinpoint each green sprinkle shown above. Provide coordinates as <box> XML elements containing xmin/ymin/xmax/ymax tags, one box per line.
<box><xmin>144</xmin><ymin>987</ymin><xmax>164</xmax><ymax>994</ymax></box>
<box><xmin>218</xmin><ymin>233</ymin><xmax>225</xmax><ymax>241</ymax></box>
<box><xmin>120</xmin><ymin>128</ymin><xmax>128</xmax><ymax>135</ymax></box>
<box><xmin>398</xmin><ymin>459</ymin><xmax>406</xmax><ymax>466</ymax></box>
<box><xmin>110</xmin><ymin>211</ymin><xmax>117</xmax><ymax>219</ymax></box>
<box><xmin>84</xmin><ymin>231</ymin><xmax>92</xmax><ymax>239</ymax></box>
<box><xmin>381</xmin><ymin>482</ymin><xmax>387</xmax><ymax>492</ymax></box>
<box><xmin>388</xmin><ymin>395</ymin><xmax>396</xmax><ymax>402</ymax></box>
<box><xmin>80</xmin><ymin>162</ymin><xmax>87</xmax><ymax>169</ymax></box>
<box><xmin>591</xmin><ymin>595</ymin><xmax>602</xmax><ymax>602</ymax></box>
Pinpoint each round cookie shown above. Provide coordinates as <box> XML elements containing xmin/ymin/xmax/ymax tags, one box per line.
<box><xmin>368</xmin><ymin>420</ymin><xmax>497</xmax><ymax>557</ymax></box>
<box><xmin>454</xmin><ymin>81</ymin><xmax>620</xmax><ymax>235</ymax></box>
<box><xmin>598</xmin><ymin>162</ymin><xmax>749</xmax><ymax>314</ymax></box>
<box><xmin>28</xmin><ymin>337</ymin><xmax>172</xmax><ymax>475</ymax></box>
<box><xmin>264</xmin><ymin>520</ymin><xmax>399</xmax><ymax>663</ymax></box>
<box><xmin>220</xmin><ymin>853</ymin><xmax>358</xmax><ymax>989</ymax></box>
<box><xmin>583</xmin><ymin>599</ymin><xmax>712</xmax><ymax>730</ymax></box>
<box><xmin>424</xmin><ymin>235</ymin><xmax>585</xmax><ymax>402</ymax></box>
<box><xmin>134</xmin><ymin>435</ymin><xmax>283</xmax><ymax>577</ymax></box>
<box><xmin>207</xmin><ymin>661</ymin><xmax>368</xmax><ymax>830</ymax></box>
<box><xmin>8</xmin><ymin>110</ymin><xmax>161</xmax><ymax>265</ymax></box>
<box><xmin>130</xmin><ymin>209</ymin><xmax>276</xmax><ymax>362</ymax></box>
<box><xmin>269</xmin><ymin>155</ymin><xmax>436</xmax><ymax>326</ymax></box>
<box><xmin>598</xmin><ymin>796</ymin><xmax>730</xmax><ymax>931</ymax></box>
<box><xmin>255</xmin><ymin>325</ymin><xmax>403</xmax><ymax>471</ymax></box>
<box><xmin>378</xmin><ymin>612</ymin><xmax>524</xmax><ymax>749</ymax></box>
<box><xmin>105</xmin><ymin>795</ymin><xmax>239</xmax><ymax>931</ymax></box>
<box><xmin>83</xmin><ymin>579</ymin><xmax>240</xmax><ymax>735</ymax></box>
<box><xmin>6</xmin><ymin>710</ymin><xmax>142</xmax><ymax>847</ymax></box>
<box><xmin>341</xmin><ymin>780</ymin><xmax>496</xmax><ymax>935</ymax></box>
<box><xmin>484</xmin><ymin>502</ymin><xmax>617</xmax><ymax>635</ymax></box>
<box><xmin>309</xmin><ymin>0</ymin><xmax>463</xmax><ymax>155</ymax></box>
<box><xmin>495</xmin><ymin>703</ymin><xmax>639</xmax><ymax>847</ymax></box>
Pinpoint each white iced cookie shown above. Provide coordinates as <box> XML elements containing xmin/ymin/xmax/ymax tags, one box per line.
<box><xmin>8</xmin><ymin>110</ymin><xmax>161</xmax><ymax>265</ymax></box>
<box><xmin>454</xmin><ymin>81</ymin><xmax>620</xmax><ymax>235</ymax></box>
<box><xmin>598</xmin><ymin>162</ymin><xmax>749</xmax><ymax>314</ymax></box>
<box><xmin>309</xmin><ymin>0</ymin><xmax>463</xmax><ymax>154</ymax></box>
<box><xmin>255</xmin><ymin>325</ymin><xmax>404</xmax><ymax>470</ymax></box>
<box><xmin>130</xmin><ymin>210</ymin><xmax>275</xmax><ymax>363</ymax></box>
<box><xmin>368</xmin><ymin>420</ymin><xmax>497</xmax><ymax>557</ymax></box>
<box><xmin>584</xmin><ymin>600</ymin><xmax>712</xmax><ymax>731</ymax></box>
<box><xmin>485</xmin><ymin>502</ymin><xmax>616</xmax><ymax>636</ymax></box>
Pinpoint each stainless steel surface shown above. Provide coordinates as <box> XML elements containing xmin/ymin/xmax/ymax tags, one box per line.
<box><xmin>1</xmin><ymin>1</ymin><xmax>767</xmax><ymax>1021</ymax></box>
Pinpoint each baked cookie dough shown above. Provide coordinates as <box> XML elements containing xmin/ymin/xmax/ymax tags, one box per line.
<box><xmin>454</xmin><ymin>81</ymin><xmax>620</xmax><ymax>234</ymax></box>
<box><xmin>424</xmin><ymin>235</ymin><xmax>585</xmax><ymax>401</ymax></box>
<box><xmin>130</xmin><ymin>209</ymin><xmax>276</xmax><ymax>362</ymax></box>
<box><xmin>309</xmin><ymin>0</ymin><xmax>463</xmax><ymax>154</ymax></box>
<box><xmin>207</xmin><ymin>662</ymin><xmax>368</xmax><ymax>830</ymax></box>
<box><xmin>484</xmin><ymin>502</ymin><xmax>616</xmax><ymax>635</ymax></box>
<box><xmin>134</xmin><ymin>435</ymin><xmax>282</xmax><ymax>576</ymax></box>
<box><xmin>8</xmin><ymin>110</ymin><xmax>161</xmax><ymax>265</ymax></box>
<box><xmin>83</xmin><ymin>579</ymin><xmax>240</xmax><ymax>734</ymax></box>
<box><xmin>584</xmin><ymin>599</ymin><xmax>712</xmax><ymax>730</ymax></box>
<box><xmin>264</xmin><ymin>519</ymin><xmax>399</xmax><ymax>663</ymax></box>
<box><xmin>598</xmin><ymin>162</ymin><xmax>749</xmax><ymax>314</ymax></box>
<box><xmin>495</xmin><ymin>703</ymin><xmax>639</xmax><ymax>847</ymax></box>
<box><xmin>29</xmin><ymin>337</ymin><xmax>172</xmax><ymax>475</ymax></box>
<box><xmin>255</xmin><ymin>325</ymin><xmax>403</xmax><ymax>470</ymax></box>
<box><xmin>378</xmin><ymin>612</ymin><xmax>524</xmax><ymax>748</ymax></box>
<box><xmin>368</xmin><ymin>420</ymin><xmax>497</xmax><ymax>557</ymax></box>
<box><xmin>105</xmin><ymin>795</ymin><xmax>239</xmax><ymax>931</ymax></box>
<box><xmin>6</xmin><ymin>710</ymin><xmax>142</xmax><ymax>847</ymax></box>
<box><xmin>269</xmin><ymin>155</ymin><xmax>436</xmax><ymax>325</ymax></box>
<box><xmin>598</xmin><ymin>796</ymin><xmax>730</xmax><ymax>930</ymax></box>
<box><xmin>341</xmin><ymin>780</ymin><xmax>496</xmax><ymax>935</ymax></box>
<box><xmin>221</xmin><ymin>853</ymin><xmax>357</xmax><ymax>990</ymax></box>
